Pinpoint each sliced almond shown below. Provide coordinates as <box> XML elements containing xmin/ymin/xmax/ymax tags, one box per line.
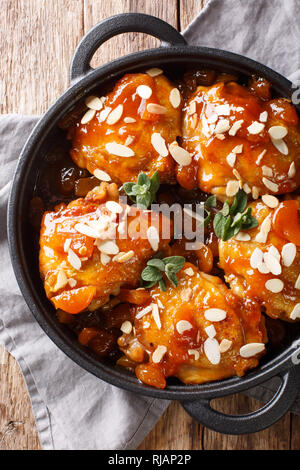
<box><xmin>252</xmin><ymin>186</ymin><xmax>260</xmax><ymax>200</ymax></box>
<box><xmin>106</xmin><ymin>142</ymin><xmax>135</xmax><ymax>157</ymax></box>
<box><xmin>120</xmin><ymin>321</ymin><xmax>132</xmax><ymax>334</ymax></box>
<box><xmin>169</xmin><ymin>88</ymin><xmax>181</xmax><ymax>108</ymax></box>
<box><xmin>229</xmin><ymin>120</ymin><xmax>244</xmax><ymax>136</ymax></box>
<box><xmin>184</xmin><ymin>267</ymin><xmax>194</xmax><ymax>276</ymax></box>
<box><xmin>215</xmin><ymin>104</ymin><xmax>230</xmax><ymax>116</ymax></box>
<box><xmin>255</xmin><ymin>216</ymin><xmax>271</xmax><ymax>243</ymax></box>
<box><xmin>99</xmin><ymin>107</ymin><xmax>111</xmax><ymax>122</ymax></box>
<box><xmin>226</xmin><ymin>152</ymin><xmax>236</xmax><ymax>167</ymax></box>
<box><xmin>243</xmin><ymin>183</ymin><xmax>251</xmax><ymax>194</ymax></box>
<box><xmin>290</xmin><ymin>303</ymin><xmax>300</xmax><ymax>320</ymax></box>
<box><xmin>100</xmin><ymin>253</ymin><xmax>111</xmax><ymax>266</ymax></box>
<box><xmin>146</xmin><ymin>67</ymin><xmax>163</xmax><ymax>77</ymax></box>
<box><xmin>93</xmin><ymin>169</ymin><xmax>111</xmax><ymax>182</ymax></box>
<box><xmin>268</xmin><ymin>245</ymin><xmax>280</xmax><ymax>261</ymax></box>
<box><xmin>151</xmin><ymin>303</ymin><xmax>161</xmax><ymax>330</ymax></box>
<box><xmin>147</xmin><ymin>226</ymin><xmax>159</xmax><ymax>251</ymax></box>
<box><xmin>169</xmin><ymin>141</ymin><xmax>192</xmax><ymax>166</ymax></box>
<box><xmin>106</xmin><ymin>201</ymin><xmax>123</xmax><ymax>214</ymax></box>
<box><xmin>136</xmin><ymin>85</ymin><xmax>152</xmax><ymax>99</ymax></box>
<box><xmin>136</xmin><ymin>305</ymin><xmax>152</xmax><ymax>319</ymax></box>
<box><xmin>205</xmin><ymin>324</ymin><xmax>216</xmax><ymax>338</ymax></box>
<box><xmin>271</xmin><ymin>138</ymin><xmax>288</xmax><ymax>155</ymax></box>
<box><xmin>114</xmin><ymin>250</ymin><xmax>135</xmax><ymax>263</ymax></box>
<box><xmin>232</xmin><ymin>144</ymin><xmax>243</xmax><ymax>154</ymax></box>
<box><xmin>226</xmin><ymin>180</ymin><xmax>240</xmax><ymax>197</ymax></box>
<box><xmin>247</xmin><ymin>121</ymin><xmax>265</xmax><ymax>135</ymax></box>
<box><xmin>259</xmin><ymin>111</ymin><xmax>268</xmax><ymax>123</ymax></box>
<box><xmin>265</xmin><ymin>278</ymin><xmax>284</xmax><ymax>293</ymax></box>
<box><xmin>204</xmin><ymin>308</ymin><xmax>227</xmax><ymax>322</ymax></box>
<box><xmin>262</xmin><ymin>177</ymin><xmax>279</xmax><ymax>193</ymax></box>
<box><xmin>152</xmin><ymin>345</ymin><xmax>167</xmax><ymax>363</ymax></box>
<box><xmin>216</xmin><ymin>133</ymin><xmax>226</xmax><ymax>140</ymax></box>
<box><xmin>264</xmin><ymin>252</ymin><xmax>282</xmax><ymax>275</ymax></box>
<box><xmin>68</xmin><ymin>278</ymin><xmax>77</xmax><ymax>288</ymax></box>
<box><xmin>294</xmin><ymin>274</ymin><xmax>300</xmax><ymax>290</ymax></box>
<box><xmin>106</xmin><ymin>104</ymin><xmax>123</xmax><ymax>125</ymax></box>
<box><xmin>75</xmin><ymin>223</ymin><xmax>99</xmax><ymax>238</ymax></box>
<box><xmin>268</xmin><ymin>125</ymin><xmax>288</xmax><ymax>139</ymax></box>
<box><xmin>207</xmin><ymin>113</ymin><xmax>218</xmax><ymax>124</ymax></box>
<box><xmin>288</xmin><ymin>161</ymin><xmax>296</xmax><ymax>178</ymax></box>
<box><xmin>146</xmin><ymin>103</ymin><xmax>167</xmax><ymax>114</ymax></box>
<box><xmin>187</xmin><ymin>101</ymin><xmax>196</xmax><ymax>115</ymax></box>
<box><xmin>262</xmin><ymin>194</ymin><xmax>279</xmax><ymax>208</ymax></box>
<box><xmin>54</xmin><ymin>270</ymin><xmax>68</xmax><ymax>291</ymax></box>
<box><xmin>256</xmin><ymin>149</ymin><xmax>267</xmax><ymax>165</ymax></box>
<box><xmin>81</xmin><ymin>108</ymin><xmax>96</xmax><ymax>125</ymax></box>
<box><xmin>188</xmin><ymin>349</ymin><xmax>200</xmax><ymax>360</ymax></box>
<box><xmin>262</xmin><ymin>165</ymin><xmax>273</xmax><ymax>177</ymax></box>
<box><xmin>240</xmin><ymin>343</ymin><xmax>265</xmax><ymax>358</ymax></box>
<box><xmin>125</xmin><ymin>135</ymin><xmax>135</xmax><ymax>146</ymax></box>
<box><xmin>124</xmin><ymin>117</ymin><xmax>136</xmax><ymax>123</ymax></box>
<box><xmin>219</xmin><ymin>339</ymin><xmax>232</xmax><ymax>353</ymax></box>
<box><xmin>85</xmin><ymin>95</ymin><xmax>103</xmax><ymax>111</ymax></box>
<box><xmin>204</xmin><ymin>338</ymin><xmax>220</xmax><ymax>365</ymax></box>
<box><xmin>250</xmin><ymin>247</ymin><xmax>264</xmax><ymax>269</ymax></box>
<box><xmin>176</xmin><ymin>320</ymin><xmax>193</xmax><ymax>334</ymax></box>
<box><xmin>97</xmin><ymin>240</ymin><xmax>119</xmax><ymax>255</ymax></box>
<box><xmin>64</xmin><ymin>239</ymin><xmax>72</xmax><ymax>253</ymax></box>
<box><xmin>151</xmin><ymin>132</ymin><xmax>168</xmax><ymax>157</ymax></box>
<box><xmin>214</xmin><ymin>119</ymin><xmax>230</xmax><ymax>134</ymax></box>
<box><xmin>281</xmin><ymin>243</ymin><xmax>296</xmax><ymax>267</ymax></box>
<box><xmin>67</xmin><ymin>248</ymin><xmax>81</xmax><ymax>270</ymax></box>
<box><xmin>233</xmin><ymin>169</ymin><xmax>242</xmax><ymax>181</ymax></box>
<box><xmin>235</xmin><ymin>232</ymin><xmax>251</xmax><ymax>241</ymax></box>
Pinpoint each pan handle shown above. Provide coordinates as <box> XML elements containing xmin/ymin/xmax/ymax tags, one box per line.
<box><xmin>70</xmin><ymin>13</ymin><xmax>187</xmax><ymax>84</ymax></box>
<box><xmin>180</xmin><ymin>366</ymin><xmax>300</xmax><ymax>435</ymax></box>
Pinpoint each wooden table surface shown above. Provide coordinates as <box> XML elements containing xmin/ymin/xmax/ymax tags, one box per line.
<box><xmin>0</xmin><ymin>0</ymin><xmax>299</xmax><ymax>450</ymax></box>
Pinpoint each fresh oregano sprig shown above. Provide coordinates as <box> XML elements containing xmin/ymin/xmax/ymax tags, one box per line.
<box><xmin>122</xmin><ymin>171</ymin><xmax>160</xmax><ymax>209</ymax></box>
<box><xmin>141</xmin><ymin>255</ymin><xmax>186</xmax><ymax>291</ymax></box>
<box><xmin>211</xmin><ymin>189</ymin><xmax>258</xmax><ymax>241</ymax></box>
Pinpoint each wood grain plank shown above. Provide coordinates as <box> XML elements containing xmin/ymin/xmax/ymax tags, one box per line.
<box><xmin>180</xmin><ymin>0</ymin><xmax>207</xmax><ymax>31</ymax></box>
<box><xmin>203</xmin><ymin>394</ymin><xmax>291</xmax><ymax>450</ymax></box>
<box><xmin>291</xmin><ymin>414</ymin><xmax>300</xmax><ymax>449</ymax></box>
<box><xmin>0</xmin><ymin>0</ymin><xmax>84</xmax><ymax>115</ymax></box>
<box><xmin>83</xmin><ymin>0</ymin><xmax>178</xmax><ymax>68</ymax></box>
<box><xmin>139</xmin><ymin>401</ymin><xmax>204</xmax><ymax>450</ymax></box>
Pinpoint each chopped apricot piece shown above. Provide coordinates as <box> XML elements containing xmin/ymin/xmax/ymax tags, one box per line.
<box><xmin>273</xmin><ymin>200</ymin><xmax>300</xmax><ymax>246</ymax></box>
<box><xmin>52</xmin><ymin>286</ymin><xmax>96</xmax><ymax>314</ymax></box>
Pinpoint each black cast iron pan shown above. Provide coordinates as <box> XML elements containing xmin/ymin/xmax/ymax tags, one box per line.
<box><xmin>7</xmin><ymin>13</ymin><xmax>300</xmax><ymax>435</ymax></box>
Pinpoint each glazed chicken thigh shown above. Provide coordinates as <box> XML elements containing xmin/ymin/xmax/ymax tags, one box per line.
<box><xmin>219</xmin><ymin>197</ymin><xmax>300</xmax><ymax>322</ymax></box>
<box><xmin>179</xmin><ymin>81</ymin><xmax>300</xmax><ymax>199</ymax></box>
<box><xmin>118</xmin><ymin>263</ymin><xmax>266</xmax><ymax>389</ymax></box>
<box><xmin>69</xmin><ymin>72</ymin><xmax>182</xmax><ymax>185</ymax></box>
<box><xmin>39</xmin><ymin>183</ymin><xmax>171</xmax><ymax>314</ymax></box>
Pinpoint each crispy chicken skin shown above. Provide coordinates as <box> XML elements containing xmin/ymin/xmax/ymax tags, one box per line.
<box><xmin>219</xmin><ymin>198</ymin><xmax>300</xmax><ymax>322</ymax></box>
<box><xmin>179</xmin><ymin>81</ymin><xmax>300</xmax><ymax>198</ymax></box>
<box><xmin>69</xmin><ymin>73</ymin><xmax>182</xmax><ymax>185</ymax></box>
<box><xmin>39</xmin><ymin>183</ymin><xmax>171</xmax><ymax>314</ymax></box>
<box><xmin>118</xmin><ymin>264</ymin><xmax>266</xmax><ymax>389</ymax></box>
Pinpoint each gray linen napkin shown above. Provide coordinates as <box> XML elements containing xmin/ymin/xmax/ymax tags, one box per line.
<box><xmin>1</xmin><ymin>0</ymin><xmax>300</xmax><ymax>450</ymax></box>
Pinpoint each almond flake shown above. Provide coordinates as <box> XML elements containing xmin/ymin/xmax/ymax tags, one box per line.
<box><xmin>146</xmin><ymin>68</ymin><xmax>163</xmax><ymax>77</ymax></box>
<box><xmin>114</xmin><ymin>250</ymin><xmax>135</xmax><ymax>263</ymax></box>
<box><xmin>214</xmin><ymin>119</ymin><xmax>230</xmax><ymax>134</ymax></box>
<box><xmin>255</xmin><ymin>216</ymin><xmax>271</xmax><ymax>243</ymax></box>
<box><xmin>240</xmin><ymin>343</ymin><xmax>265</xmax><ymax>358</ymax></box>
<box><xmin>219</xmin><ymin>339</ymin><xmax>232</xmax><ymax>353</ymax></box>
<box><xmin>252</xmin><ymin>186</ymin><xmax>260</xmax><ymax>200</ymax></box>
<box><xmin>106</xmin><ymin>104</ymin><xmax>123</xmax><ymax>125</ymax></box>
<box><xmin>97</xmin><ymin>240</ymin><xmax>119</xmax><ymax>255</ymax></box>
<box><xmin>204</xmin><ymin>308</ymin><xmax>227</xmax><ymax>322</ymax></box>
<box><xmin>146</xmin><ymin>103</ymin><xmax>167</xmax><ymax>114</ymax></box>
<box><xmin>288</xmin><ymin>161</ymin><xmax>296</xmax><ymax>178</ymax></box>
<box><xmin>281</xmin><ymin>243</ymin><xmax>296</xmax><ymax>267</ymax></box>
<box><xmin>147</xmin><ymin>226</ymin><xmax>159</xmax><ymax>251</ymax></box>
<box><xmin>268</xmin><ymin>245</ymin><xmax>280</xmax><ymax>261</ymax></box>
<box><xmin>106</xmin><ymin>201</ymin><xmax>123</xmax><ymax>213</ymax></box>
<box><xmin>290</xmin><ymin>303</ymin><xmax>300</xmax><ymax>320</ymax></box>
<box><xmin>125</xmin><ymin>136</ymin><xmax>134</xmax><ymax>146</ymax></box>
<box><xmin>106</xmin><ymin>142</ymin><xmax>135</xmax><ymax>157</ymax></box>
<box><xmin>247</xmin><ymin>121</ymin><xmax>265</xmax><ymax>135</ymax></box>
<box><xmin>256</xmin><ymin>149</ymin><xmax>267</xmax><ymax>165</ymax></box>
<box><xmin>250</xmin><ymin>247</ymin><xmax>263</xmax><ymax>269</ymax></box>
<box><xmin>204</xmin><ymin>338</ymin><xmax>220</xmax><ymax>365</ymax></box>
<box><xmin>259</xmin><ymin>111</ymin><xmax>268</xmax><ymax>123</ymax></box>
<box><xmin>229</xmin><ymin>120</ymin><xmax>244</xmax><ymax>136</ymax></box>
<box><xmin>264</xmin><ymin>252</ymin><xmax>282</xmax><ymax>275</ymax></box>
<box><xmin>152</xmin><ymin>345</ymin><xmax>167</xmax><ymax>363</ymax></box>
<box><xmin>234</xmin><ymin>232</ymin><xmax>251</xmax><ymax>241</ymax></box>
<box><xmin>81</xmin><ymin>108</ymin><xmax>96</xmax><ymax>124</ymax></box>
<box><xmin>176</xmin><ymin>320</ymin><xmax>193</xmax><ymax>334</ymax></box>
<box><xmin>215</xmin><ymin>104</ymin><xmax>230</xmax><ymax>116</ymax></box>
<box><xmin>184</xmin><ymin>267</ymin><xmax>194</xmax><ymax>276</ymax></box>
<box><xmin>93</xmin><ymin>169</ymin><xmax>111</xmax><ymax>182</ymax></box>
<box><xmin>64</xmin><ymin>238</ymin><xmax>72</xmax><ymax>253</ymax></box>
<box><xmin>99</xmin><ymin>107</ymin><xmax>111</xmax><ymax>121</ymax></box>
<box><xmin>216</xmin><ymin>133</ymin><xmax>226</xmax><ymax>140</ymax></box>
<box><xmin>271</xmin><ymin>138</ymin><xmax>288</xmax><ymax>155</ymax></box>
<box><xmin>262</xmin><ymin>194</ymin><xmax>279</xmax><ymax>208</ymax></box>
<box><xmin>169</xmin><ymin>142</ymin><xmax>192</xmax><ymax>166</ymax></box>
<box><xmin>157</xmin><ymin>299</ymin><xmax>164</xmax><ymax>309</ymax></box>
<box><xmin>205</xmin><ymin>324</ymin><xmax>216</xmax><ymax>338</ymax></box>
<box><xmin>233</xmin><ymin>169</ymin><xmax>242</xmax><ymax>181</ymax></box>
<box><xmin>136</xmin><ymin>85</ymin><xmax>152</xmax><ymax>99</ymax></box>
<box><xmin>124</xmin><ymin>117</ymin><xmax>136</xmax><ymax>123</ymax></box>
<box><xmin>120</xmin><ymin>321</ymin><xmax>132</xmax><ymax>334</ymax></box>
<box><xmin>75</xmin><ymin>223</ymin><xmax>99</xmax><ymax>238</ymax></box>
<box><xmin>226</xmin><ymin>180</ymin><xmax>240</xmax><ymax>197</ymax></box>
<box><xmin>262</xmin><ymin>177</ymin><xmax>279</xmax><ymax>193</ymax></box>
<box><xmin>136</xmin><ymin>305</ymin><xmax>152</xmax><ymax>319</ymax></box>
<box><xmin>207</xmin><ymin>113</ymin><xmax>218</xmax><ymax>124</ymax></box>
<box><xmin>262</xmin><ymin>165</ymin><xmax>273</xmax><ymax>177</ymax></box>
<box><xmin>85</xmin><ymin>95</ymin><xmax>103</xmax><ymax>111</ymax></box>
<box><xmin>226</xmin><ymin>152</ymin><xmax>236</xmax><ymax>167</ymax></box>
<box><xmin>67</xmin><ymin>248</ymin><xmax>81</xmax><ymax>270</ymax></box>
<box><xmin>151</xmin><ymin>303</ymin><xmax>161</xmax><ymax>329</ymax></box>
<box><xmin>100</xmin><ymin>253</ymin><xmax>111</xmax><ymax>265</ymax></box>
<box><xmin>243</xmin><ymin>183</ymin><xmax>251</xmax><ymax>194</ymax></box>
<box><xmin>68</xmin><ymin>278</ymin><xmax>77</xmax><ymax>288</ymax></box>
<box><xmin>232</xmin><ymin>144</ymin><xmax>243</xmax><ymax>154</ymax></box>
<box><xmin>169</xmin><ymin>88</ymin><xmax>181</xmax><ymax>108</ymax></box>
<box><xmin>151</xmin><ymin>132</ymin><xmax>168</xmax><ymax>156</ymax></box>
<box><xmin>188</xmin><ymin>349</ymin><xmax>200</xmax><ymax>360</ymax></box>
<box><xmin>294</xmin><ymin>274</ymin><xmax>300</xmax><ymax>290</ymax></box>
<box><xmin>54</xmin><ymin>270</ymin><xmax>68</xmax><ymax>291</ymax></box>
<box><xmin>265</xmin><ymin>278</ymin><xmax>284</xmax><ymax>293</ymax></box>
<box><xmin>268</xmin><ymin>125</ymin><xmax>288</xmax><ymax>139</ymax></box>
<box><xmin>188</xmin><ymin>101</ymin><xmax>196</xmax><ymax>115</ymax></box>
